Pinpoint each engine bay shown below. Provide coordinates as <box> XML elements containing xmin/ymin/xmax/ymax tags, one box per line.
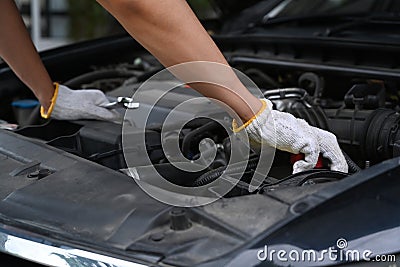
<box><xmin>1</xmin><ymin>38</ymin><xmax>400</xmax><ymax>264</ymax></box>
<box><xmin>2</xmin><ymin>47</ymin><xmax>400</xmax><ymax>199</ymax></box>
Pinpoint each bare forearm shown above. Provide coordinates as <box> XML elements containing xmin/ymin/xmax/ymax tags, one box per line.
<box><xmin>97</xmin><ymin>0</ymin><xmax>262</xmax><ymax>121</ymax></box>
<box><xmin>0</xmin><ymin>0</ymin><xmax>54</xmax><ymax>109</ymax></box>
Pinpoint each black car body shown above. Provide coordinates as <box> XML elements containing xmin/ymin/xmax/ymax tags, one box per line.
<box><xmin>0</xmin><ymin>1</ymin><xmax>400</xmax><ymax>266</ymax></box>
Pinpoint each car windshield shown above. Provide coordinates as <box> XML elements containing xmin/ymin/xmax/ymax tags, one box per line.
<box><xmin>264</xmin><ymin>0</ymin><xmax>395</xmax><ymax>20</ymax></box>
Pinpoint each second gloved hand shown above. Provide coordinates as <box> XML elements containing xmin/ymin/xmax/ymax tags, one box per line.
<box><xmin>311</xmin><ymin>126</ymin><xmax>348</xmax><ymax>173</ymax></box>
<box><xmin>233</xmin><ymin>99</ymin><xmax>348</xmax><ymax>174</ymax></box>
<box><xmin>41</xmin><ymin>83</ymin><xmax>121</xmax><ymax>122</ymax></box>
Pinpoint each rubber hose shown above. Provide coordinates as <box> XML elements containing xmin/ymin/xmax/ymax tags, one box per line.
<box><xmin>193</xmin><ymin>158</ymin><xmax>259</xmax><ymax>187</ymax></box>
<box><xmin>194</xmin><ymin>149</ymin><xmax>359</xmax><ymax>187</ymax></box>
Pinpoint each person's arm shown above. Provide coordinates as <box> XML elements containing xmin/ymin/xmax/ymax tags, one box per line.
<box><xmin>0</xmin><ymin>0</ymin><xmax>54</xmax><ymax>110</ymax></box>
<box><xmin>97</xmin><ymin>0</ymin><xmax>262</xmax><ymax>122</ymax></box>
<box><xmin>0</xmin><ymin>0</ymin><xmax>120</xmax><ymax>122</ymax></box>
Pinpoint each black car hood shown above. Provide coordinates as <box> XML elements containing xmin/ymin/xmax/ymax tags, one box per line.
<box><xmin>1</xmin><ymin>128</ymin><xmax>400</xmax><ymax>266</ymax></box>
<box><xmin>0</xmin><ymin>129</ymin><xmax>292</xmax><ymax>266</ymax></box>
<box><xmin>202</xmin><ymin>157</ymin><xmax>400</xmax><ymax>267</ymax></box>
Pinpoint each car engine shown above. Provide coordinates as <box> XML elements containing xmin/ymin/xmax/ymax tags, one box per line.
<box><xmin>4</xmin><ymin>51</ymin><xmax>400</xmax><ymax>198</ymax></box>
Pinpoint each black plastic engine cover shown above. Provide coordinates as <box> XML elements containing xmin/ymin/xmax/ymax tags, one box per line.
<box><xmin>16</xmin><ymin>120</ymin><xmax>162</xmax><ymax>170</ymax></box>
<box><xmin>0</xmin><ymin>129</ymin><xmax>295</xmax><ymax>266</ymax></box>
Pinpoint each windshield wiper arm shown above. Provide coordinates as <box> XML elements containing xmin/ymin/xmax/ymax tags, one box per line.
<box><xmin>243</xmin><ymin>13</ymin><xmax>366</xmax><ymax>33</ymax></box>
<box><xmin>316</xmin><ymin>13</ymin><xmax>400</xmax><ymax>37</ymax></box>
<box><xmin>261</xmin><ymin>13</ymin><xmax>366</xmax><ymax>27</ymax></box>
<box><xmin>316</xmin><ymin>17</ymin><xmax>371</xmax><ymax>37</ymax></box>
<box><xmin>245</xmin><ymin>12</ymin><xmax>400</xmax><ymax>35</ymax></box>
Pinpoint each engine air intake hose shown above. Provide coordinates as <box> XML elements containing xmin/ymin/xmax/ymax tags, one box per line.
<box><xmin>193</xmin><ymin>158</ymin><xmax>259</xmax><ymax>187</ymax></box>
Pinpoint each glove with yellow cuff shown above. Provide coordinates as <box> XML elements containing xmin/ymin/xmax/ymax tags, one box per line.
<box><xmin>40</xmin><ymin>83</ymin><xmax>121</xmax><ymax>122</ymax></box>
<box><xmin>233</xmin><ymin>99</ymin><xmax>348</xmax><ymax>174</ymax></box>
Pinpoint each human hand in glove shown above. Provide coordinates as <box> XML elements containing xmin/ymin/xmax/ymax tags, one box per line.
<box><xmin>40</xmin><ymin>83</ymin><xmax>121</xmax><ymax>122</ymax></box>
<box><xmin>311</xmin><ymin>126</ymin><xmax>348</xmax><ymax>172</ymax></box>
<box><xmin>233</xmin><ymin>99</ymin><xmax>348</xmax><ymax>174</ymax></box>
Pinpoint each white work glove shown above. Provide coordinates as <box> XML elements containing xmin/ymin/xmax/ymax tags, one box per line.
<box><xmin>40</xmin><ymin>83</ymin><xmax>121</xmax><ymax>122</ymax></box>
<box><xmin>233</xmin><ymin>99</ymin><xmax>348</xmax><ymax>174</ymax></box>
<box><xmin>311</xmin><ymin>126</ymin><xmax>348</xmax><ymax>173</ymax></box>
